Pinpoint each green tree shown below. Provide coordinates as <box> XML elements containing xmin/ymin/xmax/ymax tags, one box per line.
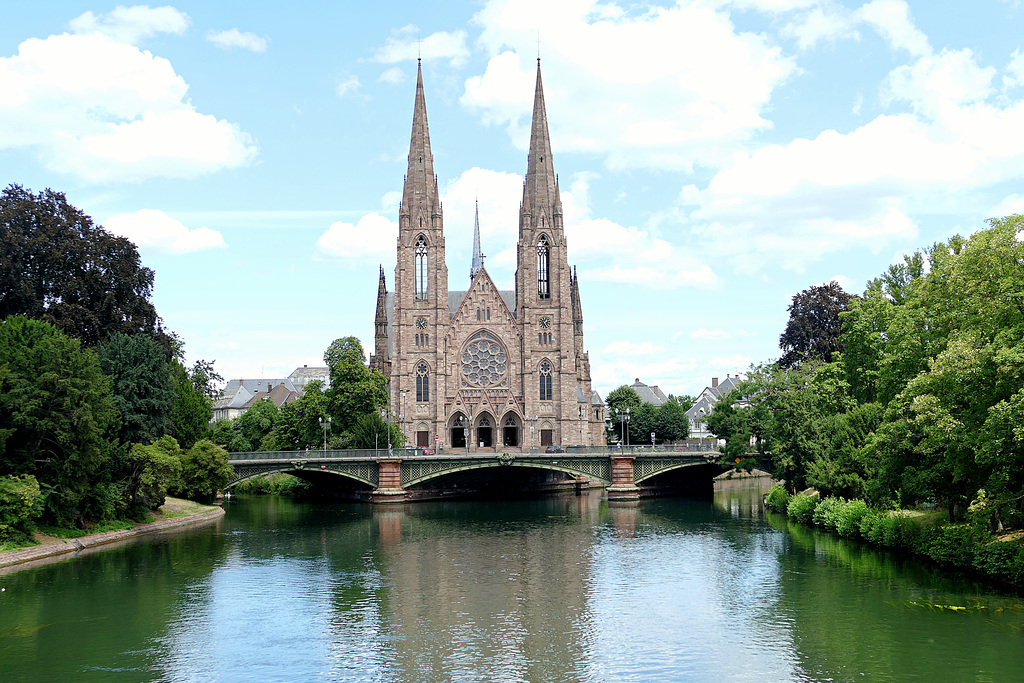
<box><xmin>99</xmin><ymin>332</ymin><xmax>174</xmax><ymax>446</ymax></box>
<box><xmin>0</xmin><ymin>316</ymin><xmax>118</xmax><ymax>526</ymax></box>
<box><xmin>653</xmin><ymin>396</ymin><xmax>691</xmax><ymax>442</ymax></box>
<box><xmin>170</xmin><ymin>362</ymin><xmax>214</xmax><ymax>449</ymax></box>
<box><xmin>122</xmin><ymin>436</ymin><xmax>182</xmax><ymax>515</ymax></box>
<box><xmin>232</xmin><ymin>398</ymin><xmax>279</xmax><ymax>452</ymax></box>
<box><xmin>323</xmin><ymin>337</ymin><xmax>389</xmax><ymax>437</ymax></box>
<box><xmin>173</xmin><ymin>439</ymin><xmax>232</xmax><ymax>504</ymax></box>
<box><xmin>605</xmin><ymin>385</ymin><xmax>641</xmax><ymax>443</ymax></box>
<box><xmin>0</xmin><ymin>474</ymin><xmax>44</xmax><ymax>543</ymax></box>
<box><xmin>0</xmin><ymin>185</ymin><xmax>167</xmax><ymax>350</ymax></box>
<box><xmin>348</xmin><ymin>412</ymin><xmax>404</xmax><ymax>450</ymax></box>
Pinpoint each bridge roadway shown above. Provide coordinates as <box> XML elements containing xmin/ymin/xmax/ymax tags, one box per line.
<box><xmin>226</xmin><ymin>446</ymin><xmax>725</xmax><ymax>502</ymax></box>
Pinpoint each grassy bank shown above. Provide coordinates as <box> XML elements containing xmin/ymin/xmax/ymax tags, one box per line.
<box><xmin>765</xmin><ymin>485</ymin><xmax>1024</xmax><ymax>589</ymax></box>
<box><xmin>0</xmin><ymin>497</ymin><xmax>218</xmax><ymax>554</ymax></box>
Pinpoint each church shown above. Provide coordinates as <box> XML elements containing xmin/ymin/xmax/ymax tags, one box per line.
<box><xmin>370</xmin><ymin>60</ymin><xmax>605</xmax><ymax>453</ymax></box>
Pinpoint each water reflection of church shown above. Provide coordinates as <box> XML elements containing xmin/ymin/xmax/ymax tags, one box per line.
<box><xmin>370</xmin><ymin>60</ymin><xmax>605</xmax><ymax>453</ymax></box>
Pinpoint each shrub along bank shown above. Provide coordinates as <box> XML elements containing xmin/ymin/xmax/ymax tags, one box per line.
<box><xmin>765</xmin><ymin>485</ymin><xmax>1024</xmax><ymax>588</ymax></box>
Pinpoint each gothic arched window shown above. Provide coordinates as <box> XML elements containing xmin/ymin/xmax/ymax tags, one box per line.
<box><xmin>539</xmin><ymin>360</ymin><xmax>553</xmax><ymax>401</ymax></box>
<box><xmin>537</xmin><ymin>234</ymin><xmax>550</xmax><ymax>300</ymax></box>
<box><xmin>415</xmin><ymin>235</ymin><xmax>428</xmax><ymax>301</ymax></box>
<box><xmin>416</xmin><ymin>361</ymin><xmax>429</xmax><ymax>402</ymax></box>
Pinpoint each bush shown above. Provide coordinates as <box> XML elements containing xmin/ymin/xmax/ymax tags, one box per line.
<box><xmin>0</xmin><ymin>474</ymin><xmax>44</xmax><ymax>543</ymax></box>
<box><xmin>927</xmin><ymin>524</ymin><xmax>984</xmax><ymax>567</ymax></box>
<box><xmin>813</xmin><ymin>496</ymin><xmax>845</xmax><ymax>532</ymax></box>
<box><xmin>973</xmin><ymin>538</ymin><xmax>1024</xmax><ymax>583</ymax></box>
<box><xmin>787</xmin><ymin>491</ymin><xmax>819</xmax><ymax>524</ymax></box>
<box><xmin>171</xmin><ymin>440</ymin><xmax>233</xmax><ymax>504</ymax></box>
<box><xmin>765</xmin><ymin>484</ymin><xmax>791</xmax><ymax>512</ymax></box>
<box><xmin>836</xmin><ymin>499</ymin><xmax>869</xmax><ymax>538</ymax></box>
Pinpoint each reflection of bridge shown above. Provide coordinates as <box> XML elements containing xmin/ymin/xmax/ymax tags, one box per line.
<box><xmin>226</xmin><ymin>447</ymin><xmax>728</xmax><ymax>503</ymax></box>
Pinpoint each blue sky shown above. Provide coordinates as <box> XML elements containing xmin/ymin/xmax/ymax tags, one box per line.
<box><xmin>4</xmin><ymin>1</ymin><xmax>1024</xmax><ymax>399</ymax></box>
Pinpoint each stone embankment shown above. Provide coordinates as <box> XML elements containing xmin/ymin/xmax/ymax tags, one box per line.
<box><xmin>0</xmin><ymin>499</ymin><xmax>224</xmax><ymax>572</ymax></box>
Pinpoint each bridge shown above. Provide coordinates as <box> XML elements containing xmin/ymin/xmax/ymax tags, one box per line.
<box><xmin>226</xmin><ymin>446</ymin><xmax>732</xmax><ymax>503</ymax></box>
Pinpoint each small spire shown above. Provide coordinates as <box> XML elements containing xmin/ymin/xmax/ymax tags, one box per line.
<box><xmin>471</xmin><ymin>198</ymin><xmax>485</xmax><ymax>281</ymax></box>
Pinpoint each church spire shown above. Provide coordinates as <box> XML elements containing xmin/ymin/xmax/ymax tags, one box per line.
<box><xmin>471</xmin><ymin>198</ymin><xmax>485</xmax><ymax>281</ymax></box>
<box><xmin>521</xmin><ymin>59</ymin><xmax>560</xmax><ymax>226</ymax></box>
<box><xmin>402</xmin><ymin>59</ymin><xmax>440</xmax><ymax>220</ymax></box>
<box><xmin>374</xmin><ymin>265</ymin><xmax>388</xmax><ymax>339</ymax></box>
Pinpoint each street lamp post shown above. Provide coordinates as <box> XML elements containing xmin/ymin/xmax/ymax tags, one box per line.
<box><xmin>529</xmin><ymin>417</ymin><xmax>535</xmax><ymax>453</ymax></box>
<box><xmin>400</xmin><ymin>389</ymin><xmax>408</xmax><ymax>448</ymax></box>
<box><xmin>319</xmin><ymin>415</ymin><xmax>332</xmax><ymax>452</ymax></box>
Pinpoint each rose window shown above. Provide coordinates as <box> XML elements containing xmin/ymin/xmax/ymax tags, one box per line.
<box><xmin>461</xmin><ymin>331</ymin><xmax>507</xmax><ymax>387</ymax></box>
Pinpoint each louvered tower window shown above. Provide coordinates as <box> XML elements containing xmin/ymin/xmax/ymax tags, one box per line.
<box><xmin>415</xmin><ymin>235</ymin><xmax>428</xmax><ymax>301</ymax></box>
<box><xmin>537</xmin><ymin>234</ymin><xmax>550</xmax><ymax>299</ymax></box>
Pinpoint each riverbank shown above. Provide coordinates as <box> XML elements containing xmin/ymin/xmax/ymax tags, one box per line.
<box><xmin>0</xmin><ymin>497</ymin><xmax>224</xmax><ymax>572</ymax></box>
<box><xmin>764</xmin><ymin>485</ymin><xmax>1024</xmax><ymax>590</ymax></box>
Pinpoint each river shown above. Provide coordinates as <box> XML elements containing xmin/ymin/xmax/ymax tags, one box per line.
<box><xmin>1</xmin><ymin>486</ymin><xmax>1022</xmax><ymax>682</ymax></box>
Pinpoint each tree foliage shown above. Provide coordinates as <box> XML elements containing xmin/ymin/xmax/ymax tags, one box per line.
<box><xmin>99</xmin><ymin>332</ymin><xmax>174</xmax><ymax>446</ymax></box>
<box><xmin>171</xmin><ymin>439</ymin><xmax>232</xmax><ymax>504</ymax></box>
<box><xmin>778</xmin><ymin>281</ymin><xmax>855</xmax><ymax>368</ymax></box>
<box><xmin>0</xmin><ymin>316</ymin><xmax>118</xmax><ymax>525</ymax></box>
<box><xmin>0</xmin><ymin>185</ymin><xmax>167</xmax><ymax>350</ymax></box>
<box><xmin>749</xmin><ymin>215</ymin><xmax>1024</xmax><ymax>528</ymax></box>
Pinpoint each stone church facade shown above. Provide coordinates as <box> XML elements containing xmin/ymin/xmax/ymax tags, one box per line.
<box><xmin>370</xmin><ymin>60</ymin><xmax>605</xmax><ymax>453</ymax></box>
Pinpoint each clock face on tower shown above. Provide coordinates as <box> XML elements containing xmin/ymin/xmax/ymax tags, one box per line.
<box><xmin>539</xmin><ymin>315</ymin><xmax>552</xmax><ymax>330</ymax></box>
<box><xmin>415</xmin><ymin>316</ymin><xmax>428</xmax><ymax>330</ymax></box>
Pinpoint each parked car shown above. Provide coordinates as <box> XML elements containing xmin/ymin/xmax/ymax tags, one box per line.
<box><xmin>545</xmin><ymin>445</ymin><xmax>565</xmax><ymax>453</ymax></box>
<box><xmin>420</xmin><ymin>448</ymin><xmax>434</xmax><ymax>455</ymax></box>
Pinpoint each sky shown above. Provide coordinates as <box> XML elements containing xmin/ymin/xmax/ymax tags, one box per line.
<box><xmin>4</xmin><ymin>0</ymin><xmax>1024</xmax><ymax>400</ymax></box>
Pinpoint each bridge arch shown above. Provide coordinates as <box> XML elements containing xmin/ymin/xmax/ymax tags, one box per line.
<box><xmin>633</xmin><ymin>459</ymin><xmax>721</xmax><ymax>485</ymax></box>
<box><xmin>400</xmin><ymin>456</ymin><xmax>611</xmax><ymax>489</ymax></box>
<box><xmin>227</xmin><ymin>460</ymin><xmax>378</xmax><ymax>490</ymax></box>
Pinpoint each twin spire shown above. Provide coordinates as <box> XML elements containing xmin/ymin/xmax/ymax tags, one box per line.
<box><xmin>401</xmin><ymin>58</ymin><xmax>559</xmax><ymax>281</ymax></box>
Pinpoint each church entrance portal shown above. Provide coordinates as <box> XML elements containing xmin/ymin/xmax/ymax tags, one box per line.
<box><xmin>503</xmin><ymin>416</ymin><xmax>519</xmax><ymax>447</ymax></box>
<box><xmin>451</xmin><ymin>415</ymin><xmax>467</xmax><ymax>448</ymax></box>
<box><xmin>477</xmin><ymin>416</ymin><xmax>493</xmax><ymax>448</ymax></box>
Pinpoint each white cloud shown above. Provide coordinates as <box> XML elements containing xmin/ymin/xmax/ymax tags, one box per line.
<box><xmin>103</xmin><ymin>209</ymin><xmax>226</xmax><ymax>254</ymax></box>
<box><xmin>709</xmin><ymin>353</ymin><xmax>753</xmax><ymax>370</ymax></box>
<box><xmin>315</xmin><ymin>213</ymin><xmax>398</xmax><ymax>262</ymax></box>
<box><xmin>373</xmin><ymin>25</ymin><xmax>470</xmax><ymax>67</ymax></box>
<box><xmin>688</xmin><ymin>329</ymin><xmax>752</xmax><ymax>341</ymax></box>
<box><xmin>857</xmin><ymin>0</ymin><xmax>930</xmax><ymax>57</ymax></box>
<box><xmin>781</xmin><ymin>6</ymin><xmax>859</xmax><ymax>51</ymax></box>
<box><xmin>604</xmin><ymin>340</ymin><xmax>664</xmax><ymax>356</ymax></box>
<box><xmin>336</xmin><ymin>75</ymin><xmax>361</xmax><ymax>98</ymax></box>
<box><xmin>680</xmin><ymin>47</ymin><xmax>1024</xmax><ymax>273</ymax></box>
<box><xmin>464</xmin><ymin>0</ymin><xmax>797</xmax><ymax>171</ymax></box>
<box><xmin>990</xmin><ymin>193</ymin><xmax>1024</xmax><ymax>218</ymax></box>
<box><xmin>70</xmin><ymin>4</ymin><xmax>190</xmax><ymax>44</ymax></box>
<box><xmin>562</xmin><ymin>173</ymin><xmax>722</xmax><ymax>289</ymax></box>
<box><xmin>206</xmin><ymin>28</ymin><xmax>268</xmax><ymax>52</ymax></box>
<box><xmin>378</xmin><ymin>67</ymin><xmax>406</xmax><ymax>84</ymax></box>
<box><xmin>0</xmin><ymin>32</ymin><xmax>257</xmax><ymax>182</ymax></box>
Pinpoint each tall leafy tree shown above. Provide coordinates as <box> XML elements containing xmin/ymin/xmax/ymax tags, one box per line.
<box><xmin>0</xmin><ymin>185</ymin><xmax>168</xmax><ymax>350</ymax></box>
<box><xmin>605</xmin><ymin>385</ymin><xmax>641</xmax><ymax>443</ymax></box>
<box><xmin>99</xmin><ymin>332</ymin><xmax>173</xmax><ymax>446</ymax></box>
<box><xmin>323</xmin><ymin>337</ymin><xmax>388</xmax><ymax>436</ymax></box>
<box><xmin>0</xmin><ymin>316</ymin><xmax>118</xmax><ymax>525</ymax></box>
<box><xmin>778</xmin><ymin>281</ymin><xmax>855</xmax><ymax>368</ymax></box>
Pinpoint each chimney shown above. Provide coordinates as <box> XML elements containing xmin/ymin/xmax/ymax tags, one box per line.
<box><xmin>712</xmin><ymin>377</ymin><xmax>719</xmax><ymax>388</ymax></box>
